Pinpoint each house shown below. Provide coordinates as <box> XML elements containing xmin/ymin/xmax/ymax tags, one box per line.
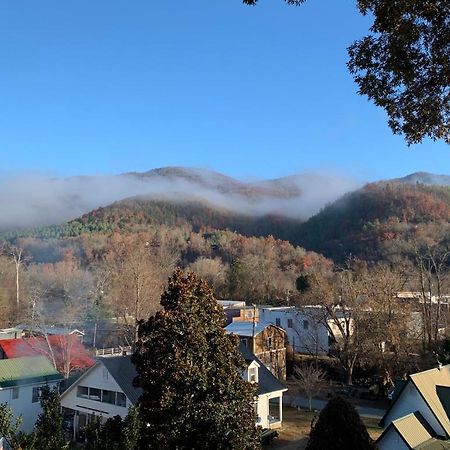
<box><xmin>61</xmin><ymin>346</ymin><xmax>288</xmax><ymax>438</ymax></box>
<box><xmin>0</xmin><ymin>328</ymin><xmax>23</xmax><ymax>340</ymax></box>
<box><xmin>239</xmin><ymin>342</ymin><xmax>287</xmax><ymax>429</ymax></box>
<box><xmin>15</xmin><ymin>324</ymin><xmax>85</xmax><ymax>339</ymax></box>
<box><xmin>259</xmin><ymin>306</ymin><xmax>331</xmax><ymax>356</ymax></box>
<box><xmin>260</xmin><ymin>305</ymin><xmax>356</xmax><ymax>356</ymax></box>
<box><xmin>60</xmin><ymin>355</ymin><xmax>141</xmax><ymax>440</ymax></box>
<box><xmin>225</xmin><ymin>322</ymin><xmax>286</xmax><ymax>382</ymax></box>
<box><xmin>218</xmin><ymin>302</ymin><xmax>259</xmax><ymax>326</ymax></box>
<box><xmin>217</xmin><ymin>300</ymin><xmax>247</xmax><ymax>326</ymax></box>
<box><xmin>0</xmin><ymin>335</ymin><xmax>95</xmax><ymax>378</ymax></box>
<box><xmin>0</xmin><ymin>356</ymin><xmax>63</xmax><ymax>432</ymax></box>
<box><xmin>377</xmin><ymin>364</ymin><xmax>450</xmax><ymax>449</ymax></box>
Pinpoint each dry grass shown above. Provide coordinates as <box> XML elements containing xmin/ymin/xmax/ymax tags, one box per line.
<box><xmin>263</xmin><ymin>406</ymin><xmax>382</xmax><ymax>450</ymax></box>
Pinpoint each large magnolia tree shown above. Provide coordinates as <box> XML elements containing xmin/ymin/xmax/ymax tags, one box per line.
<box><xmin>132</xmin><ymin>269</ymin><xmax>260</xmax><ymax>450</ymax></box>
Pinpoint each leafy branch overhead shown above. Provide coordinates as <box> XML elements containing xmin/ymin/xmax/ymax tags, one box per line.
<box><xmin>243</xmin><ymin>0</ymin><xmax>450</xmax><ymax>145</ymax></box>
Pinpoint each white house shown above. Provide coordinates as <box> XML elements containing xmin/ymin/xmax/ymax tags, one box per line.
<box><xmin>62</xmin><ymin>347</ymin><xmax>287</xmax><ymax>438</ymax></box>
<box><xmin>0</xmin><ymin>356</ymin><xmax>63</xmax><ymax>432</ymax></box>
<box><xmin>259</xmin><ymin>306</ymin><xmax>331</xmax><ymax>355</ymax></box>
<box><xmin>377</xmin><ymin>364</ymin><xmax>450</xmax><ymax>449</ymax></box>
<box><xmin>60</xmin><ymin>355</ymin><xmax>141</xmax><ymax>439</ymax></box>
<box><xmin>239</xmin><ymin>342</ymin><xmax>288</xmax><ymax>429</ymax></box>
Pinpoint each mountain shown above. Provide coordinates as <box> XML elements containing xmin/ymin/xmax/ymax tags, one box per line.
<box><xmin>3</xmin><ymin>169</ymin><xmax>450</xmax><ymax>265</ymax></box>
<box><xmin>393</xmin><ymin>172</ymin><xmax>450</xmax><ymax>186</ymax></box>
<box><xmin>5</xmin><ymin>196</ymin><xmax>303</xmax><ymax>244</ymax></box>
<box><xmin>296</xmin><ymin>181</ymin><xmax>450</xmax><ymax>262</ymax></box>
<box><xmin>0</xmin><ymin>166</ymin><xmax>360</xmax><ymax>232</ymax></box>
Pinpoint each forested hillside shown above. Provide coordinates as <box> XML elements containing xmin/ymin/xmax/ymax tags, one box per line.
<box><xmin>297</xmin><ymin>182</ymin><xmax>450</xmax><ymax>262</ymax></box>
<box><xmin>2</xmin><ymin>197</ymin><xmax>304</xmax><ymax>245</ymax></box>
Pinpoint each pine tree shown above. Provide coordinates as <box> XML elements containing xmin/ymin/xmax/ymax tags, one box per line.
<box><xmin>132</xmin><ymin>269</ymin><xmax>260</xmax><ymax>450</ymax></box>
<box><xmin>306</xmin><ymin>396</ymin><xmax>377</xmax><ymax>450</ymax></box>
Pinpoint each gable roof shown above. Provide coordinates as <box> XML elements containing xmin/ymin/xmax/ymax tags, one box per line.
<box><xmin>100</xmin><ymin>356</ymin><xmax>143</xmax><ymax>405</ymax></box>
<box><xmin>392</xmin><ymin>412</ymin><xmax>435</xmax><ymax>448</ymax></box>
<box><xmin>0</xmin><ymin>336</ymin><xmax>95</xmax><ymax>375</ymax></box>
<box><xmin>0</xmin><ymin>356</ymin><xmax>63</xmax><ymax>388</ymax></box>
<box><xmin>379</xmin><ymin>411</ymin><xmax>450</xmax><ymax>450</ymax></box>
<box><xmin>410</xmin><ymin>365</ymin><xmax>450</xmax><ymax>437</ymax></box>
<box><xmin>380</xmin><ymin>365</ymin><xmax>450</xmax><ymax>438</ymax></box>
<box><xmin>225</xmin><ymin>322</ymin><xmax>285</xmax><ymax>337</ymax></box>
<box><xmin>60</xmin><ymin>355</ymin><xmax>143</xmax><ymax>405</ymax></box>
<box><xmin>238</xmin><ymin>342</ymin><xmax>286</xmax><ymax>396</ymax></box>
<box><xmin>15</xmin><ymin>324</ymin><xmax>84</xmax><ymax>336</ymax></box>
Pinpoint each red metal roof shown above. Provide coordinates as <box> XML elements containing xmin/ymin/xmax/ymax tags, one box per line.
<box><xmin>0</xmin><ymin>335</ymin><xmax>95</xmax><ymax>376</ymax></box>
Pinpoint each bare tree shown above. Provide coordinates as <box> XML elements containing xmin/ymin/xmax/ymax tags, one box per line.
<box><xmin>413</xmin><ymin>243</ymin><xmax>450</xmax><ymax>348</ymax></box>
<box><xmin>188</xmin><ymin>257</ymin><xmax>229</xmax><ymax>296</ymax></box>
<box><xmin>105</xmin><ymin>233</ymin><xmax>179</xmax><ymax>343</ymax></box>
<box><xmin>293</xmin><ymin>363</ymin><xmax>326</xmax><ymax>412</ymax></box>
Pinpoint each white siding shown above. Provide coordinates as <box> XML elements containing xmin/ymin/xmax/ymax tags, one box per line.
<box><xmin>378</xmin><ymin>427</ymin><xmax>409</xmax><ymax>450</ymax></box>
<box><xmin>0</xmin><ymin>381</ymin><xmax>59</xmax><ymax>433</ymax></box>
<box><xmin>260</xmin><ymin>308</ymin><xmax>329</xmax><ymax>355</ymax></box>
<box><xmin>61</xmin><ymin>363</ymin><xmax>131</xmax><ymax>419</ymax></box>
<box><xmin>256</xmin><ymin>391</ymin><xmax>284</xmax><ymax>429</ymax></box>
<box><xmin>383</xmin><ymin>381</ymin><xmax>446</xmax><ymax>437</ymax></box>
<box><xmin>256</xmin><ymin>393</ymin><xmax>269</xmax><ymax>428</ymax></box>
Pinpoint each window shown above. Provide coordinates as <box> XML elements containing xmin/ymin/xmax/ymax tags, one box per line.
<box><xmin>287</xmin><ymin>319</ymin><xmax>293</xmax><ymax>328</ymax></box>
<box><xmin>77</xmin><ymin>386</ymin><xmax>89</xmax><ymax>399</ymax></box>
<box><xmin>268</xmin><ymin>337</ymin><xmax>273</xmax><ymax>348</ymax></box>
<box><xmin>303</xmin><ymin>320</ymin><xmax>309</xmax><ymax>330</ymax></box>
<box><xmin>254</xmin><ymin>401</ymin><xmax>260</xmax><ymax>423</ymax></box>
<box><xmin>248</xmin><ymin>367</ymin><xmax>258</xmax><ymax>383</ymax></box>
<box><xmin>32</xmin><ymin>387</ymin><xmax>41</xmax><ymax>403</ymax></box>
<box><xmin>89</xmin><ymin>388</ymin><xmax>101</xmax><ymax>401</ymax></box>
<box><xmin>12</xmin><ymin>388</ymin><xmax>19</xmax><ymax>400</ymax></box>
<box><xmin>241</xmin><ymin>338</ymin><xmax>248</xmax><ymax>347</ymax></box>
<box><xmin>77</xmin><ymin>386</ymin><xmax>126</xmax><ymax>406</ymax></box>
<box><xmin>102</xmin><ymin>390</ymin><xmax>116</xmax><ymax>405</ymax></box>
<box><xmin>275</xmin><ymin>318</ymin><xmax>281</xmax><ymax>327</ymax></box>
<box><xmin>116</xmin><ymin>392</ymin><xmax>126</xmax><ymax>407</ymax></box>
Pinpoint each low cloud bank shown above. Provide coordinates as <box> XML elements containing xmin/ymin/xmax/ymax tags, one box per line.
<box><xmin>0</xmin><ymin>169</ymin><xmax>363</xmax><ymax>231</ymax></box>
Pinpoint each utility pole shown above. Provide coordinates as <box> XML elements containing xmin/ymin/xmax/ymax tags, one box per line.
<box><xmin>252</xmin><ymin>304</ymin><xmax>256</xmax><ymax>353</ymax></box>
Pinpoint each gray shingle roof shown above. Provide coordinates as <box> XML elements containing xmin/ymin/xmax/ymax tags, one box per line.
<box><xmin>238</xmin><ymin>342</ymin><xmax>286</xmax><ymax>396</ymax></box>
<box><xmin>100</xmin><ymin>356</ymin><xmax>143</xmax><ymax>405</ymax></box>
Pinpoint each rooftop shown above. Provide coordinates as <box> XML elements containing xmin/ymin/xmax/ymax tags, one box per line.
<box><xmin>0</xmin><ymin>336</ymin><xmax>95</xmax><ymax>374</ymax></box>
<box><xmin>225</xmin><ymin>321</ymin><xmax>273</xmax><ymax>337</ymax></box>
<box><xmin>100</xmin><ymin>355</ymin><xmax>143</xmax><ymax>405</ymax></box>
<box><xmin>238</xmin><ymin>342</ymin><xmax>287</xmax><ymax>396</ymax></box>
<box><xmin>0</xmin><ymin>355</ymin><xmax>63</xmax><ymax>388</ymax></box>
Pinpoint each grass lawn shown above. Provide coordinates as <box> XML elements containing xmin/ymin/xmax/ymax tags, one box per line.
<box><xmin>263</xmin><ymin>406</ymin><xmax>382</xmax><ymax>450</ymax></box>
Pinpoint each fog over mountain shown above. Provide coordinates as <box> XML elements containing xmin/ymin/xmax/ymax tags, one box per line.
<box><xmin>0</xmin><ymin>167</ymin><xmax>362</xmax><ymax>231</ymax></box>
<box><xmin>393</xmin><ymin>172</ymin><xmax>450</xmax><ymax>186</ymax></box>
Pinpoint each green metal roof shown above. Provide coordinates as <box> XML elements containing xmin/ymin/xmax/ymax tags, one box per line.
<box><xmin>0</xmin><ymin>356</ymin><xmax>63</xmax><ymax>388</ymax></box>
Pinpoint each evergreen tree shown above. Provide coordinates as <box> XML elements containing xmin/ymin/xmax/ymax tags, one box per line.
<box><xmin>84</xmin><ymin>415</ymin><xmax>123</xmax><ymax>450</ymax></box>
<box><xmin>306</xmin><ymin>396</ymin><xmax>377</xmax><ymax>450</ymax></box>
<box><xmin>132</xmin><ymin>269</ymin><xmax>260</xmax><ymax>450</ymax></box>
<box><xmin>34</xmin><ymin>386</ymin><xmax>66</xmax><ymax>450</ymax></box>
<box><xmin>83</xmin><ymin>406</ymin><xmax>142</xmax><ymax>450</ymax></box>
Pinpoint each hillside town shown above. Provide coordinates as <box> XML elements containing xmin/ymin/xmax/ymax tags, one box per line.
<box><xmin>1</xmin><ymin>0</ymin><xmax>449</xmax><ymax>448</ymax></box>
<box><xmin>0</xmin><ymin>279</ymin><xmax>449</xmax><ymax>448</ymax></box>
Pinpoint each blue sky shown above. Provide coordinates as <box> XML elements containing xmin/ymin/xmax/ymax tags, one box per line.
<box><xmin>0</xmin><ymin>0</ymin><xmax>448</xmax><ymax>182</ymax></box>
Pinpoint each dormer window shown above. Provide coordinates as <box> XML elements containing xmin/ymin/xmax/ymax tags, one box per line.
<box><xmin>248</xmin><ymin>366</ymin><xmax>258</xmax><ymax>383</ymax></box>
